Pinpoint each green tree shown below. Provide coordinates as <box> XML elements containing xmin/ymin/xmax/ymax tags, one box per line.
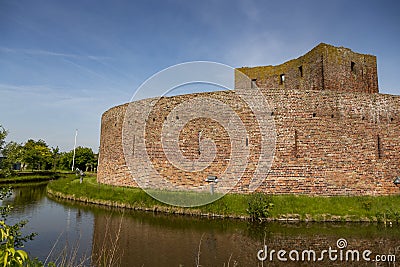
<box><xmin>59</xmin><ymin>147</ymin><xmax>96</xmax><ymax>171</ymax></box>
<box><xmin>0</xmin><ymin>125</ymin><xmax>9</xmax><ymax>177</ymax></box>
<box><xmin>0</xmin><ymin>125</ymin><xmax>7</xmax><ymax>151</ymax></box>
<box><xmin>3</xmin><ymin>142</ymin><xmax>23</xmax><ymax>164</ymax></box>
<box><xmin>58</xmin><ymin>152</ymin><xmax>70</xmax><ymax>171</ymax></box>
<box><xmin>1</xmin><ymin>142</ymin><xmax>23</xmax><ymax>176</ymax></box>
<box><xmin>22</xmin><ymin>140</ymin><xmax>52</xmax><ymax>171</ymax></box>
<box><xmin>50</xmin><ymin>147</ymin><xmax>60</xmax><ymax>172</ymax></box>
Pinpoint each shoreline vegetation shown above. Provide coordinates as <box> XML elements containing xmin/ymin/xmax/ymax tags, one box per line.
<box><xmin>0</xmin><ymin>171</ymin><xmax>62</xmax><ymax>184</ymax></box>
<box><xmin>45</xmin><ymin>174</ymin><xmax>400</xmax><ymax>223</ymax></box>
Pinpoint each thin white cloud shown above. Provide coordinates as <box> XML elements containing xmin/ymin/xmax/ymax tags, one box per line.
<box><xmin>60</xmin><ymin>58</ymin><xmax>132</xmax><ymax>96</ymax></box>
<box><xmin>0</xmin><ymin>82</ymin><xmax>126</xmax><ymax>107</ymax></box>
<box><xmin>0</xmin><ymin>46</ymin><xmax>110</xmax><ymax>61</ymax></box>
<box><xmin>0</xmin><ymin>83</ymin><xmax>90</xmax><ymax>109</ymax></box>
<box><xmin>0</xmin><ymin>83</ymin><xmax>54</xmax><ymax>95</ymax></box>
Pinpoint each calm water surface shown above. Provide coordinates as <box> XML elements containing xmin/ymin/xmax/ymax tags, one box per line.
<box><xmin>2</xmin><ymin>183</ymin><xmax>400</xmax><ymax>266</ymax></box>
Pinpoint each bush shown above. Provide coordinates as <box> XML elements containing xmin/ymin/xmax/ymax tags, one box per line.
<box><xmin>246</xmin><ymin>193</ymin><xmax>274</xmax><ymax>221</ymax></box>
<box><xmin>361</xmin><ymin>200</ymin><xmax>372</xmax><ymax>211</ymax></box>
<box><xmin>0</xmin><ymin>187</ymin><xmax>38</xmax><ymax>266</ymax></box>
<box><xmin>375</xmin><ymin>208</ymin><xmax>400</xmax><ymax>223</ymax></box>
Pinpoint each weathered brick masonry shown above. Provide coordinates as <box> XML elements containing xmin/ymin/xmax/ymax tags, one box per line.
<box><xmin>98</xmin><ymin>43</ymin><xmax>400</xmax><ymax>195</ymax></box>
<box><xmin>237</xmin><ymin>43</ymin><xmax>378</xmax><ymax>94</ymax></box>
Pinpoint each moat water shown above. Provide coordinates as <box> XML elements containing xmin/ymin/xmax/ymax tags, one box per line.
<box><xmin>2</xmin><ymin>183</ymin><xmax>400</xmax><ymax>266</ymax></box>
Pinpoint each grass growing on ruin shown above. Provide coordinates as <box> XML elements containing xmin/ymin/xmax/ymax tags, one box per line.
<box><xmin>47</xmin><ymin>175</ymin><xmax>400</xmax><ymax>222</ymax></box>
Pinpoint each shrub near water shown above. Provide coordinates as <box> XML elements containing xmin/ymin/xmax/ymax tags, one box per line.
<box><xmin>246</xmin><ymin>193</ymin><xmax>274</xmax><ymax>221</ymax></box>
<box><xmin>0</xmin><ymin>187</ymin><xmax>36</xmax><ymax>266</ymax></box>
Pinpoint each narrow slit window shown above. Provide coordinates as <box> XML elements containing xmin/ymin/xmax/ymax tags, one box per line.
<box><xmin>299</xmin><ymin>66</ymin><xmax>303</xmax><ymax>77</ymax></box>
<box><xmin>245</xmin><ymin>137</ymin><xmax>249</xmax><ymax>147</ymax></box>
<box><xmin>351</xmin><ymin>61</ymin><xmax>355</xmax><ymax>72</ymax></box>
<box><xmin>251</xmin><ymin>79</ymin><xmax>257</xmax><ymax>89</ymax></box>
<box><xmin>198</xmin><ymin>131</ymin><xmax>202</xmax><ymax>155</ymax></box>
<box><xmin>294</xmin><ymin>130</ymin><xmax>298</xmax><ymax>158</ymax></box>
<box><xmin>377</xmin><ymin>135</ymin><xmax>382</xmax><ymax>159</ymax></box>
<box><xmin>280</xmin><ymin>74</ymin><xmax>285</xmax><ymax>84</ymax></box>
<box><xmin>132</xmin><ymin>136</ymin><xmax>135</xmax><ymax>156</ymax></box>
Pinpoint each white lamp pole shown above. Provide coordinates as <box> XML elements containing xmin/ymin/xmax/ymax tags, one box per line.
<box><xmin>71</xmin><ymin>129</ymin><xmax>78</xmax><ymax>171</ymax></box>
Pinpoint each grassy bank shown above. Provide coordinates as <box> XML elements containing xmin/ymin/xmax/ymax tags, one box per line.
<box><xmin>47</xmin><ymin>175</ymin><xmax>400</xmax><ymax>222</ymax></box>
<box><xmin>0</xmin><ymin>171</ymin><xmax>64</xmax><ymax>184</ymax></box>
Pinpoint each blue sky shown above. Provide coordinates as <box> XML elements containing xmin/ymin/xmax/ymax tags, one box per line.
<box><xmin>0</xmin><ymin>0</ymin><xmax>399</xmax><ymax>152</ymax></box>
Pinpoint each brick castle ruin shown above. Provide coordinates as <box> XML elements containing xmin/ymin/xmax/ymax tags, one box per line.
<box><xmin>98</xmin><ymin>43</ymin><xmax>400</xmax><ymax>196</ymax></box>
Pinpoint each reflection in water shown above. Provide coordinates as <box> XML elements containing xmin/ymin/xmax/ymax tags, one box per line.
<box><xmin>92</xmin><ymin>211</ymin><xmax>400</xmax><ymax>267</ymax></box>
<box><xmin>4</xmin><ymin>184</ymin><xmax>94</xmax><ymax>264</ymax></box>
<box><xmin>2</xmin><ymin>184</ymin><xmax>46</xmax><ymax>207</ymax></box>
<box><xmin>3</xmin><ymin>184</ymin><xmax>400</xmax><ymax>266</ymax></box>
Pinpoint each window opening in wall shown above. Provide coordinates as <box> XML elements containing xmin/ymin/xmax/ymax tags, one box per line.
<box><xmin>198</xmin><ymin>130</ymin><xmax>202</xmax><ymax>155</ymax></box>
<box><xmin>132</xmin><ymin>136</ymin><xmax>135</xmax><ymax>156</ymax></box>
<box><xmin>312</xmin><ymin>112</ymin><xmax>316</xmax><ymax>117</ymax></box>
<box><xmin>280</xmin><ymin>74</ymin><xmax>285</xmax><ymax>84</ymax></box>
<box><xmin>377</xmin><ymin>135</ymin><xmax>382</xmax><ymax>159</ymax></box>
<box><xmin>351</xmin><ymin>61</ymin><xmax>355</xmax><ymax>72</ymax></box>
<box><xmin>294</xmin><ymin>130</ymin><xmax>298</xmax><ymax>158</ymax></box>
<box><xmin>299</xmin><ymin>66</ymin><xmax>303</xmax><ymax>77</ymax></box>
<box><xmin>246</xmin><ymin>137</ymin><xmax>249</xmax><ymax>147</ymax></box>
<box><xmin>251</xmin><ymin>79</ymin><xmax>257</xmax><ymax>89</ymax></box>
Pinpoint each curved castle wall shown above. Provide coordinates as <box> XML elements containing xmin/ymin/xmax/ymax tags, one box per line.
<box><xmin>98</xmin><ymin>87</ymin><xmax>400</xmax><ymax>195</ymax></box>
<box><xmin>98</xmin><ymin>44</ymin><xmax>400</xmax><ymax>196</ymax></box>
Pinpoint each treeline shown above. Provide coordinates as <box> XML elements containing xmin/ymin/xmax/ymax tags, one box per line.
<box><xmin>0</xmin><ymin>125</ymin><xmax>97</xmax><ymax>177</ymax></box>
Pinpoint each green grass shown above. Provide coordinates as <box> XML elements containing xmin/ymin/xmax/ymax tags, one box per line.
<box><xmin>46</xmin><ymin>175</ymin><xmax>400</xmax><ymax>222</ymax></box>
<box><xmin>48</xmin><ymin>174</ymin><xmax>162</xmax><ymax>206</ymax></box>
<box><xmin>0</xmin><ymin>172</ymin><xmax>62</xmax><ymax>184</ymax></box>
<box><xmin>269</xmin><ymin>194</ymin><xmax>400</xmax><ymax>222</ymax></box>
